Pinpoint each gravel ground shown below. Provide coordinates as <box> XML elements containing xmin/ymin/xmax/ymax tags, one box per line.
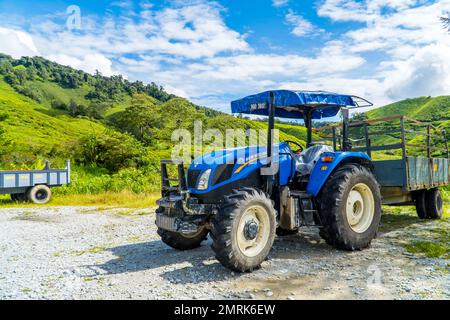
<box><xmin>0</xmin><ymin>206</ymin><xmax>448</xmax><ymax>300</ymax></box>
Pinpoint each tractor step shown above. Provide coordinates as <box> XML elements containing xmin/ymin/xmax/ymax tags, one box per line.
<box><xmin>289</xmin><ymin>191</ymin><xmax>318</xmax><ymax>227</ymax></box>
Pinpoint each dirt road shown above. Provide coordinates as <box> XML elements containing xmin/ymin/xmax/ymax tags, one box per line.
<box><xmin>0</xmin><ymin>206</ymin><xmax>448</xmax><ymax>300</ymax></box>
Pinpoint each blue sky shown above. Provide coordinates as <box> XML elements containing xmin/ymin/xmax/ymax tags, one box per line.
<box><xmin>0</xmin><ymin>0</ymin><xmax>449</xmax><ymax>112</ymax></box>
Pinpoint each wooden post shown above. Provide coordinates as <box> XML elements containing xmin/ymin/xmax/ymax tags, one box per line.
<box><xmin>443</xmin><ymin>130</ymin><xmax>449</xmax><ymax>159</ymax></box>
<box><xmin>427</xmin><ymin>125</ymin><xmax>431</xmax><ymax>158</ymax></box>
<box><xmin>400</xmin><ymin>117</ymin><xmax>407</xmax><ymax>160</ymax></box>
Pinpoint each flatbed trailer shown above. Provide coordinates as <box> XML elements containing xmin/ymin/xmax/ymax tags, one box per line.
<box><xmin>0</xmin><ymin>160</ymin><xmax>70</xmax><ymax>204</ymax></box>
<box><xmin>315</xmin><ymin>116</ymin><xmax>449</xmax><ymax>206</ymax></box>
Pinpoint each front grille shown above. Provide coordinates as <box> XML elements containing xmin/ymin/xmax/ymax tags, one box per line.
<box><xmin>156</xmin><ymin>213</ymin><xmax>178</xmax><ymax>232</ymax></box>
<box><xmin>187</xmin><ymin>169</ymin><xmax>202</xmax><ymax>189</ymax></box>
<box><xmin>212</xmin><ymin>164</ymin><xmax>235</xmax><ymax>186</ymax></box>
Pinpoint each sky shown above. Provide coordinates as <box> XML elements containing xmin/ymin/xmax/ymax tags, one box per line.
<box><xmin>0</xmin><ymin>0</ymin><xmax>449</xmax><ymax>112</ymax></box>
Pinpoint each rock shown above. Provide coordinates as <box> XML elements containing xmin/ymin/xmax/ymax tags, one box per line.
<box><xmin>266</xmin><ymin>291</ymin><xmax>274</xmax><ymax>297</ymax></box>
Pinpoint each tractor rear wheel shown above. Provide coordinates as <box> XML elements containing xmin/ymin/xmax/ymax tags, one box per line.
<box><xmin>425</xmin><ymin>188</ymin><xmax>443</xmax><ymax>220</ymax></box>
<box><xmin>318</xmin><ymin>164</ymin><xmax>382</xmax><ymax>251</ymax></box>
<box><xmin>156</xmin><ymin>208</ymin><xmax>209</xmax><ymax>251</ymax></box>
<box><xmin>211</xmin><ymin>188</ymin><xmax>276</xmax><ymax>272</ymax></box>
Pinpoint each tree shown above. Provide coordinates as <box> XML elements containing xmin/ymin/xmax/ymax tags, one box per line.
<box><xmin>111</xmin><ymin>97</ymin><xmax>161</xmax><ymax>144</ymax></box>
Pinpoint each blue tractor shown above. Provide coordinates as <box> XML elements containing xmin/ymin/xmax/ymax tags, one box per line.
<box><xmin>156</xmin><ymin>90</ymin><xmax>448</xmax><ymax>272</ymax></box>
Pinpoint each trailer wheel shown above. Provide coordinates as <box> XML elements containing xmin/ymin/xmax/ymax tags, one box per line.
<box><xmin>425</xmin><ymin>189</ymin><xmax>443</xmax><ymax>220</ymax></box>
<box><xmin>211</xmin><ymin>188</ymin><xmax>276</xmax><ymax>272</ymax></box>
<box><xmin>156</xmin><ymin>208</ymin><xmax>209</xmax><ymax>251</ymax></box>
<box><xmin>415</xmin><ymin>191</ymin><xmax>428</xmax><ymax>219</ymax></box>
<box><xmin>318</xmin><ymin>164</ymin><xmax>382</xmax><ymax>251</ymax></box>
<box><xmin>10</xmin><ymin>193</ymin><xmax>26</xmax><ymax>202</ymax></box>
<box><xmin>27</xmin><ymin>185</ymin><xmax>52</xmax><ymax>204</ymax></box>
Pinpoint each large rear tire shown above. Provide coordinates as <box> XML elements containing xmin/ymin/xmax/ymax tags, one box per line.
<box><xmin>318</xmin><ymin>164</ymin><xmax>382</xmax><ymax>251</ymax></box>
<box><xmin>425</xmin><ymin>188</ymin><xmax>443</xmax><ymax>220</ymax></box>
<box><xmin>211</xmin><ymin>188</ymin><xmax>276</xmax><ymax>272</ymax></box>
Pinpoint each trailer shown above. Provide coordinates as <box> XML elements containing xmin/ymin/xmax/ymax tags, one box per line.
<box><xmin>0</xmin><ymin>160</ymin><xmax>70</xmax><ymax>204</ymax></box>
<box><xmin>315</xmin><ymin>115</ymin><xmax>449</xmax><ymax>218</ymax></box>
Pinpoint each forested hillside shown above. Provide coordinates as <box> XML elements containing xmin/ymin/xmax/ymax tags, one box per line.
<box><xmin>0</xmin><ymin>54</ymin><xmax>307</xmax><ymax>198</ymax></box>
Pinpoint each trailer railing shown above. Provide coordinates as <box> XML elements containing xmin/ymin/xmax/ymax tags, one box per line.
<box><xmin>313</xmin><ymin>116</ymin><xmax>449</xmax><ymax>159</ymax></box>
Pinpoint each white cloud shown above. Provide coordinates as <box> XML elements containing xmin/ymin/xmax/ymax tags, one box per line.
<box><xmin>0</xmin><ymin>0</ymin><xmax>449</xmax><ymax>113</ymax></box>
<box><xmin>382</xmin><ymin>43</ymin><xmax>450</xmax><ymax>101</ymax></box>
<box><xmin>272</xmin><ymin>0</ymin><xmax>289</xmax><ymax>7</ymax></box>
<box><xmin>46</xmin><ymin>53</ymin><xmax>120</xmax><ymax>77</ymax></box>
<box><xmin>285</xmin><ymin>10</ymin><xmax>323</xmax><ymax>37</ymax></box>
<box><xmin>315</xmin><ymin>0</ymin><xmax>450</xmax><ymax>109</ymax></box>
<box><xmin>29</xmin><ymin>2</ymin><xmax>249</xmax><ymax>60</ymax></box>
<box><xmin>0</xmin><ymin>27</ymin><xmax>40</xmax><ymax>58</ymax></box>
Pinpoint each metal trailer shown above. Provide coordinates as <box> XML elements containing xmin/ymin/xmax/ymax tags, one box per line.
<box><xmin>0</xmin><ymin>160</ymin><xmax>70</xmax><ymax>204</ymax></box>
<box><xmin>314</xmin><ymin>116</ymin><xmax>449</xmax><ymax>207</ymax></box>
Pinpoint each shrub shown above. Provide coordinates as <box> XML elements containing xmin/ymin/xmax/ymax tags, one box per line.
<box><xmin>75</xmin><ymin>131</ymin><xmax>147</xmax><ymax>172</ymax></box>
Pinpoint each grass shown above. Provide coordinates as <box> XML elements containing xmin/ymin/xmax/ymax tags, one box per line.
<box><xmin>73</xmin><ymin>245</ymin><xmax>108</xmax><ymax>256</ymax></box>
<box><xmin>367</xmin><ymin>96</ymin><xmax>450</xmax><ymax>122</ymax></box>
<box><xmin>381</xmin><ymin>202</ymin><xmax>449</xmax><ymax>259</ymax></box>
<box><xmin>379</xmin><ymin>206</ymin><xmax>420</xmax><ymax>233</ymax></box>
<box><xmin>0</xmin><ymin>191</ymin><xmax>160</xmax><ymax>208</ymax></box>
<box><xmin>405</xmin><ymin>241</ymin><xmax>449</xmax><ymax>258</ymax></box>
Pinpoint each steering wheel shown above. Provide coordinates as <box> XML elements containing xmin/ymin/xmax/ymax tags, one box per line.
<box><xmin>284</xmin><ymin>140</ymin><xmax>304</xmax><ymax>154</ymax></box>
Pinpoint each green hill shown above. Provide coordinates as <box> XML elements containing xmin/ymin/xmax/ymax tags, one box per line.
<box><xmin>0</xmin><ymin>76</ymin><xmax>107</xmax><ymax>168</ymax></box>
<box><xmin>362</xmin><ymin>96</ymin><xmax>450</xmax><ymax>160</ymax></box>
<box><xmin>0</xmin><ymin>54</ymin><xmax>312</xmax><ymax>200</ymax></box>
<box><xmin>367</xmin><ymin>96</ymin><xmax>450</xmax><ymax>121</ymax></box>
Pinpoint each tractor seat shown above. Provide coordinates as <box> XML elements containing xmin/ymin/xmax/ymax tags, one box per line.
<box><xmin>294</xmin><ymin>145</ymin><xmax>334</xmax><ymax>175</ymax></box>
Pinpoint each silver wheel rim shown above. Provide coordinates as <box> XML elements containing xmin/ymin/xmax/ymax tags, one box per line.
<box><xmin>345</xmin><ymin>183</ymin><xmax>375</xmax><ymax>233</ymax></box>
<box><xmin>236</xmin><ymin>205</ymin><xmax>270</xmax><ymax>258</ymax></box>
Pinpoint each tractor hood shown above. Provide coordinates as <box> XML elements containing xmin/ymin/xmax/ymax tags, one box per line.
<box><xmin>187</xmin><ymin>143</ymin><xmax>292</xmax><ymax>194</ymax></box>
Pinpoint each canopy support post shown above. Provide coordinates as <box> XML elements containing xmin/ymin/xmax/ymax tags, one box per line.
<box><xmin>342</xmin><ymin>107</ymin><xmax>350</xmax><ymax>151</ymax></box>
<box><xmin>266</xmin><ymin>92</ymin><xmax>275</xmax><ymax>194</ymax></box>
<box><xmin>305</xmin><ymin>109</ymin><xmax>313</xmax><ymax>147</ymax></box>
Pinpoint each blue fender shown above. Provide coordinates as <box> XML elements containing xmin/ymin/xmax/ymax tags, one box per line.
<box><xmin>306</xmin><ymin>152</ymin><xmax>371</xmax><ymax>197</ymax></box>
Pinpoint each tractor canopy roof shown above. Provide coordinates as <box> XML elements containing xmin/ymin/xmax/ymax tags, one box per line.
<box><xmin>231</xmin><ymin>90</ymin><xmax>371</xmax><ymax>120</ymax></box>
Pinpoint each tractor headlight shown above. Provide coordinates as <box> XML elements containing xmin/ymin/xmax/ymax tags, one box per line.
<box><xmin>197</xmin><ymin>169</ymin><xmax>211</xmax><ymax>190</ymax></box>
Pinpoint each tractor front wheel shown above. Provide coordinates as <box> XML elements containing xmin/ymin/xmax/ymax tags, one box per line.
<box><xmin>157</xmin><ymin>207</ymin><xmax>209</xmax><ymax>251</ymax></box>
<box><xmin>318</xmin><ymin>164</ymin><xmax>382</xmax><ymax>251</ymax></box>
<box><xmin>211</xmin><ymin>188</ymin><xmax>276</xmax><ymax>272</ymax></box>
